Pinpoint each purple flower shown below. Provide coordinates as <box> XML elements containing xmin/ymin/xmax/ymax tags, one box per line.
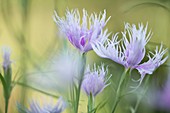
<box><xmin>150</xmin><ymin>76</ymin><xmax>170</xmax><ymax>111</ymax></box>
<box><xmin>53</xmin><ymin>9</ymin><xmax>110</xmax><ymax>53</ymax></box>
<box><xmin>18</xmin><ymin>97</ymin><xmax>66</xmax><ymax>113</ymax></box>
<box><xmin>158</xmin><ymin>78</ymin><xmax>170</xmax><ymax>111</ymax></box>
<box><xmin>82</xmin><ymin>64</ymin><xmax>111</xmax><ymax>97</ymax></box>
<box><xmin>92</xmin><ymin>23</ymin><xmax>168</xmax><ymax>82</ymax></box>
<box><xmin>2</xmin><ymin>47</ymin><xmax>12</xmax><ymax>71</ymax></box>
<box><xmin>122</xmin><ymin>23</ymin><xmax>152</xmax><ymax>68</ymax></box>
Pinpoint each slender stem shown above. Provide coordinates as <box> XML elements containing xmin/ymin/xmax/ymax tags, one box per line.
<box><xmin>75</xmin><ymin>84</ymin><xmax>81</xmax><ymax>113</ymax></box>
<box><xmin>111</xmin><ymin>68</ymin><xmax>129</xmax><ymax>113</ymax></box>
<box><xmin>131</xmin><ymin>96</ymin><xmax>141</xmax><ymax>113</ymax></box>
<box><xmin>70</xmin><ymin>83</ymin><xmax>76</xmax><ymax>113</ymax></box>
<box><xmin>5</xmin><ymin>98</ymin><xmax>9</xmax><ymax>113</ymax></box>
<box><xmin>75</xmin><ymin>53</ymin><xmax>86</xmax><ymax>113</ymax></box>
<box><xmin>88</xmin><ymin>93</ymin><xmax>94</xmax><ymax>113</ymax></box>
<box><xmin>132</xmin><ymin>75</ymin><xmax>150</xmax><ymax>113</ymax></box>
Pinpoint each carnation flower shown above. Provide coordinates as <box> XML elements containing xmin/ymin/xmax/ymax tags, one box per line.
<box><xmin>18</xmin><ymin>97</ymin><xmax>66</xmax><ymax>113</ymax></box>
<box><xmin>92</xmin><ymin>23</ymin><xmax>168</xmax><ymax>83</ymax></box>
<box><xmin>53</xmin><ymin>9</ymin><xmax>110</xmax><ymax>53</ymax></box>
<box><xmin>82</xmin><ymin>64</ymin><xmax>111</xmax><ymax>97</ymax></box>
<box><xmin>2</xmin><ymin>47</ymin><xmax>12</xmax><ymax>71</ymax></box>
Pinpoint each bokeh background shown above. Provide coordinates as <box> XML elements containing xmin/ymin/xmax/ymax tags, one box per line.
<box><xmin>0</xmin><ymin>0</ymin><xmax>170</xmax><ymax>113</ymax></box>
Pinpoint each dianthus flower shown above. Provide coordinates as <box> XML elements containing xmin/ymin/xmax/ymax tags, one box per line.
<box><xmin>53</xmin><ymin>9</ymin><xmax>110</xmax><ymax>53</ymax></box>
<box><xmin>82</xmin><ymin>64</ymin><xmax>111</xmax><ymax>97</ymax></box>
<box><xmin>18</xmin><ymin>97</ymin><xmax>66</xmax><ymax>113</ymax></box>
<box><xmin>92</xmin><ymin>23</ymin><xmax>168</xmax><ymax>82</ymax></box>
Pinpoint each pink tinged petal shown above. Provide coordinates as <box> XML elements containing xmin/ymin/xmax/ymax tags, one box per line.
<box><xmin>92</xmin><ymin>33</ymin><xmax>126</xmax><ymax>66</ymax></box>
<box><xmin>136</xmin><ymin>44</ymin><xmax>168</xmax><ymax>76</ymax></box>
<box><xmin>136</xmin><ymin>61</ymin><xmax>155</xmax><ymax>76</ymax></box>
<box><xmin>123</xmin><ymin>23</ymin><xmax>152</xmax><ymax>68</ymax></box>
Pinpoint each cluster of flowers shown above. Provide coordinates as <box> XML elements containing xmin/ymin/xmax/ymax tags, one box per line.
<box><xmin>1</xmin><ymin>8</ymin><xmax>168</xmax><ymax>113</ymax></box>
<box><xmin>53</xmin><ymin>8</ymin><xmax>168</xmax><ymax>95</ymax></box>
<box><xmin>53</xmin><ymin>8</ymin><xmax>168</xmax><ymax>113</ymax></box>
<box><xmin>53</xmin><ymin>8</ymin><xmax>113</xmax><ymax>97</ymax></box>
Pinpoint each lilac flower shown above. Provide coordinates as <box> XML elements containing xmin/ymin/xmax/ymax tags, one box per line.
<box><xmin>2</xmin><ymin>47</ymin><xmax>12</xmax><ymax>71</ymax></box>
<box><xmin>158</xmin><ymin>77</ymin><xmax>170</xmax><ymax>111</ymax></box>
<box><xmin>18</xmin><ymin>97</ymin><xmax>66</xmax><ymax>113</ymax></box>
<box><xmin>53</xmin><ymin>9</ymin><xmax>110</xmax><ymax>53</ymax></box>
<box><xmin>82</xmin><ymin>64</ymin><xmax>111</xmax><ymax>97</ymax></box>
<box><xmin>92</xmin><ymin>23</ymin><xmax>168</xmax><ymax>82</ymax></box>
<box><xmin>2</xmin><ymin>47</ymin><xmax>12</xmax><ymax>90</ymax></box>
<box><xmin>149</xmin><ymin>76</ymin><xmax>170</xmax><ymax>111</ymax></box>
<box><xmin>122</xmin><ymin>23</ymin><xmax>152</xmax><ymax>68</ymax></box>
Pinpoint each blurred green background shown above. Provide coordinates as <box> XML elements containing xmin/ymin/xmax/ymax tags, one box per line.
<box><xmin>0</xmin><ymin>0</ymin><xmax>170</xmax><ymax>113</ymax></box>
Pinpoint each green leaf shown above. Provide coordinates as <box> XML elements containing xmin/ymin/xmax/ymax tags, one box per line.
<box><xmin>94</xmin><ymin>99</ymin><xmax>107</xmax><ymax>112</ymax></box>
<box><xmin>4</xmin><ymin>66</ymin><xmax>12</xmax><ymax>98</ymax></box>
<box><xmin>0</xmin><ymin>73</ymin><xmax>7</xmax><ymax>96</ymax></box>
<box><xmin>13</xmin><ymin>81</ymin><xmax>59</xmax><ymax>98</ymax></box>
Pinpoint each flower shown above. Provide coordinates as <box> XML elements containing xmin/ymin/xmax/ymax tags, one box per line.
<box><xmin>122</xmin><ymin>23</ymin><xmax>152</xmax><ymax>68</ymax></box>
<box><xmin>82</xmin><ymin>64</ymin><xmax>111</xmax><ymax>97</ymax></box>
<box><xmin>2</xmin><ymin>47</ymin><xmax>13</xmax><ymax>92</ymax></box>
<box><xmin>17</xmin><ymin>97</ymin><xmax>66</xmax><ymax>113</ymax></box>
<box><xmin>26</xmin><ymin>49</ymin><xmax>81</xmax><ymax>96</ymax></box>
<box><xmin>158</xmin><ymin>77</ymin><xmax>170</xmax><ymax>111</ymax></box>
<box><xmin>50</xmin><ymin>50</ymin><xmax>80</xmax><ymax>84</ymax></box>
<box><xmin>149</xmin><ymin>76</ymin><xmax>170</xmax><ymax>111</ymax></box>
<box><xmin>53</xmin><ymin>8</ymin><xmax>110</xmax><ymax>53</ymax></box>
<box><xmin>92</xmin><ymin>23</ymin><xmax>168</xmax><ymax>82</ymax></box>
<box><xmin>2</xmin><ymin>47</ymin><xmax>12</xmax><ymax>71</ymax></box>
<box><xmin>47</xmin><ymin>49</ymin><xmax>82</xmax><ymax>93</ymax></box>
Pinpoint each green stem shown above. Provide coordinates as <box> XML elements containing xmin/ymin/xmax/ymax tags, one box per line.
<box><xmin>111</xmin><ymin>68</ymin><xmax>129</xmax><ymax>113</ymax></box>
<box><xmin>88</xmin><ymin>93</ymin><xmax>94</xmax><ymax>113</ymax></box>
<box><xmin>74</xmin><ymin>53</ymin><xmax>86</xmax><ymax>113</ymax></box>
<box><xmin>70</xmin><ymin>83</ymin><xmax>76</xmax><ymax>113</ymax></box>
<box><xmin>131</xmin><ymin>96</ymin><xmax>141</xmax><ymax>113</ymax></box>
<box><xmin>5</xmin><ymin>98</ymin><xmax>9</xmax><ymax>113</ymax></box>
<box><xmin>132</xmin><ymin>75</ymin><xmax>150</xmax><ymax>113</ymax></box>
<box><xmin>75</xmin><ymin>82</ymin><xmax>81</xmax><ymax>113</ymax></box>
